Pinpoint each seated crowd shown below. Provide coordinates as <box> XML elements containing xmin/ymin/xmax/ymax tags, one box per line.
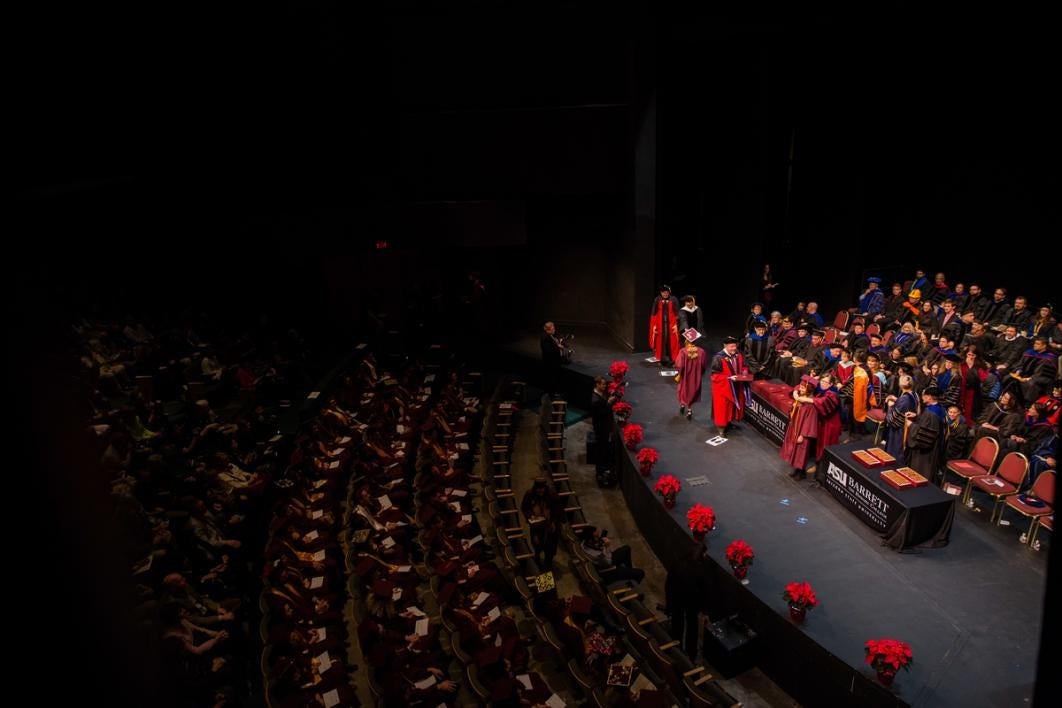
<box><xmin>742</xmin><ymin>269</ymin><xmax>1058</xmax><ymax>491</ymax></box>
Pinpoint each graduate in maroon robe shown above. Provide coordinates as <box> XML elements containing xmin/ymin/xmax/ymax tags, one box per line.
<box><xmin>812</xmin><ymin>372</ymin><xmax>843</xmax><ymax>465</ymax></box>
<box><xmin>675</xmin><ymin>339</ymin><xmax>708</xmax><ymax>421</ymax></box>
<box><xmin>710</xmin><ymin>336</ymin><xmax>751</xmax><ymax>434</ymax></box>
<box><xmin>780</xmin><ymin>377</ymin><xmax>820</xmax><ymax>480</ymax></box>
<box><xmin>649</xmin><ymin>285</ymin><xmax>681</xmax><ymax>365</ymax></box>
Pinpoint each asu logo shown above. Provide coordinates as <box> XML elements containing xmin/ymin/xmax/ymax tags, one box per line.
<box><xmin>827</xmin><ymin>461</ymin><xmax>847</xmax><ymax>486</ymax></box>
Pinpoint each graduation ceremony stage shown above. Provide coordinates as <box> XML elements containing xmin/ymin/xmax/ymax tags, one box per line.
<box><xmin>501</xmin><ymin>327</ymin><xmax>1049</xmax><ymax>708</ymax></box>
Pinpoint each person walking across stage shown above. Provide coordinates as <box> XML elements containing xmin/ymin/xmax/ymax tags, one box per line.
<box><xmin>710</xmin><ymin>336</ymin><xmax>752</xmax><ymax>437</ymax></box>
<box><xmin>664</xmin><ymin>543</ymin><xmax>714</xmax><ymax>660</ymax></box>
<box><xmin>590</xmin><ymin>376</ymin><xmax>618</xmax><ymax>487</ymax></box>
<box><xmin>649</xmin><ymin>284</ymin><xmax>681</xmax><ymax>367</ymax></box>
<box><xmin>675</xmin><ymin>338</ymin><xmax>708</xmax><ymax>421</ymax></box>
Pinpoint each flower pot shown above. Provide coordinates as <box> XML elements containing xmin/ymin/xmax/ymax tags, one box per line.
<box><xmin>663</xmin><ymin>493</ymin><xmax>676</xmax><ymax>510</ymax></box>
<box><xmin>876</xmin><ymin>668</ymin><xmax>896</xmax><ymax>687</ymax></box>
<box><xmin>789</xmin><ymin>604</ymin><xmax>807</xmax><ymax>622</ymax></box>
<box><xmin>639</xmin><ymin>463</ymin><xmax>654</xmax><ymax>478</ymax></box>
<box><xmin>732</xmin><ymin>564</ymin><xmax>748</xmax><ymax>581</ymax></box>
<box><xmin>692</xmin><ymin>530</ymin><xmax>706</xmax><ymax>543</ymax></box>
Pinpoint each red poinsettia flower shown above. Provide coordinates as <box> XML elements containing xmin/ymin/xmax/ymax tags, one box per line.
<box><xmin>622</xmin><ymin>423</ymin><xmax>643</xmax><ymax>450</ymax></box>
<box><xmin>655</xmin><ymin>475</ymin><xmax>681</xmax><ymax>496</ymax></box>
<box><xmin>607</xmin><ymin>381</ymin><xmax>625</xmax><ymax>399</ymax></box>
<box><xmin>636</xmin><ymin>447</ymin><xmax>659</xmax><ymax>466</ymax></box>
<box><xmin>609</xmin><ymin>361</ymin><xmax>630</xmax><ymax>379</ymax></box>
<box><xmin>783</xmin><ymin>581</ymin><xmax>818</xmax><ymax>610</ymax></box>
<box><xmin>725</xmin><ymin>540</ymin><xmax>755</xmax><ymax>567</ymax></box>
<box><xmin>865</xmin><ymin>638</ymin><xmax>914</xmax><ymax>672</ymax></box>
<box><xmin>612</xmin><ymin>401</ymin><xmax>633</xmax><ymax>418</ymax></box>
<box><xmin>687</xmin><ymin>504</ymin><xmax>716</xmax><ymax>533</ymax></box>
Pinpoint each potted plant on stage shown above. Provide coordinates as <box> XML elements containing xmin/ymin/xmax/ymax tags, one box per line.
<box><xmin>725</xmin><ymin>540</ymin><xmax>755</xmax><ymax>583</ymax></box>
<box><xmin>609</xmin><ymin>360</ymin><xmax>630</xmax><ymax>382</ymax></box>
<box><xmin>686</xmin><ymin>504</ymin><xmax>716</xmax><ymax>543</ymax></box>
<box><xmin>622</xmin><ymin>422</ymin><xmax>643</xmax><ymax>450</ymax></box>
<box><xmin>636</xmin><ymin>447</ymin><xmax>659</xmax><ymax>477</ymax></box>
<box><xmin>607</xmin><ymin>380</ymin><xmax>626</xmax><ymax>401</ymax></box>
<box><xmin>655</xmin><ymin>475</ymin><xmax>681</xmax><ymax>509</ymax></box>
<box><xmin>782</xmin><ymin>581</ymin><xmax>818</xmax><ymax>623</ymax></box>
<box><xmin>864</xmin><ymin>638</ymin><xmax>913</xmax><ymax>687</ymax></box>
<box><xmin>612</xmin><ymin>401</ymin><xmax>633</xmax><ymax>426</ymax></box>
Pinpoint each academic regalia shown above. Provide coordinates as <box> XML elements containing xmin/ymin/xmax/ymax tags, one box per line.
<box><xmin>742</xmin><ymin>332</ymin><xmax>775</xmax><ymax>377</ymax></box>
<box><xmin>858</xmin><ymin>289</ymin><xmax>885</xmax><ymax>318</ymax></box>
<box><xmin>812</xmin><ymin>389</ymin><xmax>842</xmax><ymax>460</ymax></box>
<box><xmin>958</xmin><ymin>362</ymin><xmax>988</xmax><ymax>423</ymax></box>
<box><xmin>649</xmin><ymin>296</ymin><xmax>681</xmax><ymax>364</ymax></box>
<box><xmin>885</xmin><ymin>391</ymin><xmax>919</xmax><ymax>460</ymax></box>
<box><xmin>675</xmin><ymin>345</ymin><xmax>709</xmax><ymax>407</ymax></box>
<box><xmin>780</xmin><ymin>397</ymin><xmax>819</xmax><ymax>471</ymax></box>
<box><xmin>944</xmin><ymin>414</ymin><xmax>971</xmax><ymax>461</ymax></box>
<box><xmin>709</xmin><ymin>349</ymin><xmax>750</xmax><ymax>430</ymax></box>
<box><xmin>678</xmin><ymin>305</ymin><xmax>704</xmax><ymax>337</ymax></box>
<box><xmin>905</xmin><ymin>403</ymin><xmax>945</xmax><ymax>479</ymax></box>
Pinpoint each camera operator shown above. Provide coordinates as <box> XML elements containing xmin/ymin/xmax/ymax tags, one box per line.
<box><xmin>541</xmin><ymin>321</ymin><xmax>565</xmax><ymax>396</ymax></box>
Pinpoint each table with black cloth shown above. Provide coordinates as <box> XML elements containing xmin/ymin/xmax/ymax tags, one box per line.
<box><xmin>817</xmin><ymin>442</ymin><xmax>956</xmax><ymax>550</ymax></box>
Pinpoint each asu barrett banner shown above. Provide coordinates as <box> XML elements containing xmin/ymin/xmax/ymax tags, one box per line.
<box><xmin>744</xmin><ymin>391</ymin><xmax>789</xmax><ymax>447</ymax></box>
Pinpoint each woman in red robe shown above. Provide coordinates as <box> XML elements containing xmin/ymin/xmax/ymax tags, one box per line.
<box><xmin>649</xmin><ymin>285</ymin><xmax>681</xmax><ymax>365</ymax></box>
<box><xmin>812</xmin><ymin>372</ymin><xmax>843</xmax><ymax>466</ymax></box>
<box><xmin>674</xmin><ymin>340</ymin><xmax>708</xmax><ymax>420</ymax></box>
<box><xmin>780</xmin><ymin>378</ymin><xmax>819</xmax><ymax>480</ymax></box>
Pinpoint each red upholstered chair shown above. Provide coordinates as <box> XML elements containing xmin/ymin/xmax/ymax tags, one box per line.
<box><xmin>866</xmin><ymin>407</ymin><xmax>886</xmax><ymax>445</ymax></box>
<box><xmin>823</xmin><ymin>328</ymin><xmax>838</xmax><ymax>345</ymax></box>
<box><xmin>1030</xmin><ymin>514</ymin><xmax>1052</xmax><ymax>550</ymax></box>
<box><xmin>882</xmin><ymin>329</ymin><xmax>894</xmax><ymax>345</ymax></box>
<box><xmin>865</xmin><ymin>322</ymin><xmax>881</xmax><ymax>337</ymax></box>
<box><xmin>969</xmin><ymin>452</ymin><xmax>1029</xmax><ymax>523</ymax></box>
<box><xmin>832</xmin><ymin>311</ymin><xmax>850</xmax><ymax>331</ymax></box>
<box><xmin>1003</xmin><ymin>471</ymin><xmax>1054</xmax><ymax>543</ymax></box>
<box><xmin>943</xmin><ymin>436</ymin><xmax>1001</xmax><ymax>504</ymax></box>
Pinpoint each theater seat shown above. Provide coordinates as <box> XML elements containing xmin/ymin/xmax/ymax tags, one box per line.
<box><xmin>943</xmin><ymin>436</ymin><xmax>1000</xmax><ymax>504</ymax></box>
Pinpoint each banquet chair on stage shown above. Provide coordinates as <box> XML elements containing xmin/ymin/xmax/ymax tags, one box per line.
<box><xmin>968</xmin><ymin>451</ymin><xmax>1029</xmax><ymax>523</ymax></box>
<box><xmin>832</xmin><ymin>310</ymin><xmax>850</xmax><ymax>332</ymax></box>
<box><xmin>1002</xmin><ymin>470</ymin><xmax>1054</xmax><ymax>544</ymax></box>
<box><xmin>1031</xmin><ymin>514</ymin><xmax>1052</xmax><ymax>549</ymax></box>
<box><xmin>942</xmin><ymin>436</ymin><xmax>1001</xmax><ymax>505</ymax></box>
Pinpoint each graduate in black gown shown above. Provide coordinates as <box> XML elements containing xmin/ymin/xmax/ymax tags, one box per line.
<box><xmin>905</xmin><ymin>385</ymin><xmax>947</xmax><ymax>481</ymax></box>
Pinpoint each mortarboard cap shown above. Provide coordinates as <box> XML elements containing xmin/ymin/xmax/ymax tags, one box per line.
<box><xmin>353</xmin><ymin>555</ymin><xmax>376</xmax><ymax>577</ymax></box>
<box><xmin>753</xmin><ymin>320</ymin><xmax>767</xmax><ymax>329</ymax></box>
<box><xmin>723</xmin><ymin>336</ymin><xmax>740</xmax><ymax>344</ymax></box>
<box><xmin>812</xmin><ymin>329</ymin><xmax>826</xmax><ymax>338</ymax></box>
<box><xmin>867</xmin><ymin>276</ymin><xmax>882</xmax><ymax>283</ymax></box>
<box><xmin>944</xmin><ymin>353</ymin><xmax>962</xmax><ymax>363</ymax></box>
<box><xmin>828</xmin><ymin>341</ymin><xmax>844</xmax><ymax>350</ymax></box>
<box><xmin>922</xmin><ymin>385</ymin><xmax>941</xmax><ymax>397</ymax></box>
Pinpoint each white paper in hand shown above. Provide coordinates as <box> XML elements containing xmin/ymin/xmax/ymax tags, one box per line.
<box><xmin>322</xmin><ymin>689</ymin><xmax>340</xmax><ymax>708</ymax></box>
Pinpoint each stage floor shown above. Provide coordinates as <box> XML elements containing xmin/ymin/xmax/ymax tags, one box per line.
<box><xmin>509</xmin><ymin>328</ymin><xmax>1048</xmax><ymax>708</ymax></box>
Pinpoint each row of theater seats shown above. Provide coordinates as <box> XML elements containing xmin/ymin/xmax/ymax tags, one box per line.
<box><xmin>529</xmin><ymin>397</ymin><xmax>739</xmax><ymax>708</ymax></box>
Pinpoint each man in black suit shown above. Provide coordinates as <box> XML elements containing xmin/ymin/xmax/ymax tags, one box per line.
<box><xmin>590</xmin><ymin>376</ymin><xmax>618</xmax><ymax>486</ymax></box>
<box><xmin>541</xmin><ymin>321</ymin><xmax>563</xmax><ymax>396</ymax></box>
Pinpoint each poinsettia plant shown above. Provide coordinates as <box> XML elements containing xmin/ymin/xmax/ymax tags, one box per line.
<box><xmin>607</xmin><ymin>380</ymin><xmax>626</xmax><ymax>400</ymax></box>
<box><xmin>622</xmin><ymin>423</ymin><xmax>643</xmax><ymax>450</ymax></box>
<box><xmin>725</xmin><ymin>540</ymin><xmax>755</xmax><ymax>567</ymax></box>
<box><xmin>783</xmin><ymin>581</ymin><xmax>818</xmax><ymax>610</ymax></box>
<box><xmin>609</xmin><ymin>361</ymin><xmax>630</xmax><ymax>379</ymax></box>
<box><xmin>654</xmin><ymin>475</ymin><xmax>681</xmax><ymax>497</ymax></box>
<box><xmin>612</xmin><ymin>401</ymin><xmax>633</xmax><ymax>421</ymax></box>
<box><xmin>686</xmin><ymin>504</ymin><xmax>716</xmax><ymax>534</ymax></box>
<box><xmin>636</xmin><ymin>447</ymin><xmax>659</xmax><ymax>476</ymax></box>
<box><xmin>865</xmin><ymin>639</ymin><xmax>913</xmax><ymax>673</ymax></box>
